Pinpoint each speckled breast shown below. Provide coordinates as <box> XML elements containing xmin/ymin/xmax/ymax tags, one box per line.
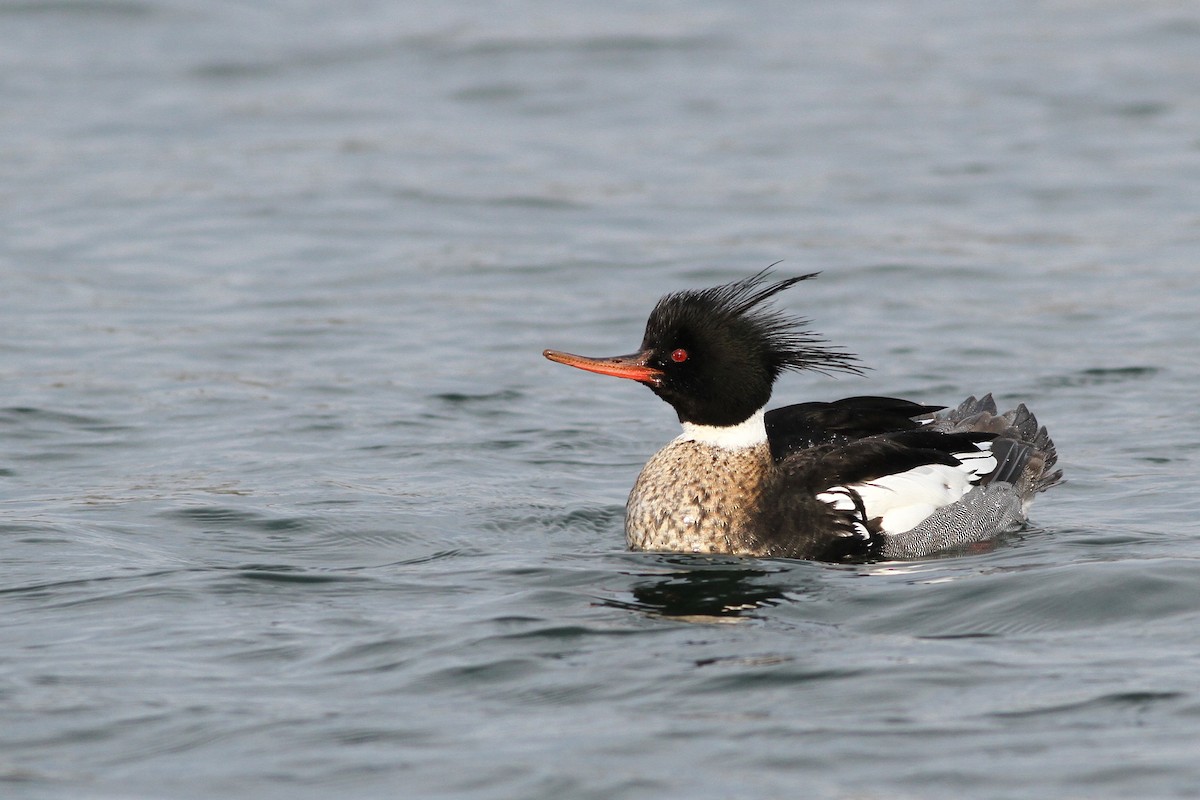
<box><xmin>624</xmin><ymin>438</ymin><xmax>772</xmax><ymax>555</ymax></box>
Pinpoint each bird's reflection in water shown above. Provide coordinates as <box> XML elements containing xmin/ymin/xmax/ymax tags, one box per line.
<box><xmin>604</xmin><ymin>554</ymin><xmax>810</xmax><ymax>622</ymax></box>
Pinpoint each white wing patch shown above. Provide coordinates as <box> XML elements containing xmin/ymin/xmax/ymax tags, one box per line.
<box><xmin>817</xmin><ymin>444</ymin><xmax>997</xmax><ymax>536</ymax></box>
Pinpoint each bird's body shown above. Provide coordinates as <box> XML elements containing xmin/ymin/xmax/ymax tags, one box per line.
<box><xmin>544</xmin><ymin>271</ymin><xmax>1059</xmax><ymax>562</ymax></box>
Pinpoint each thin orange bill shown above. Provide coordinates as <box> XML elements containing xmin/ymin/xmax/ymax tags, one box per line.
<box><xmin>543</xmin><ymin>349</ymin><xmax>663</xmax><ymax>385</ymax></box>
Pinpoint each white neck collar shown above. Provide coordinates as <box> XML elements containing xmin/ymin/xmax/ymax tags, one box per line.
<box><xmin>678</xmin><ymin>408</ymin><xmax>767</xmax><ymax>450</ymax></box>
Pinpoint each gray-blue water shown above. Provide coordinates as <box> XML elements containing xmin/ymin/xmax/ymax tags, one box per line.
<box><xmin>4</xmin><ymin>2</ymin><xmax>1200</xmax><ymax>798</ymax></box>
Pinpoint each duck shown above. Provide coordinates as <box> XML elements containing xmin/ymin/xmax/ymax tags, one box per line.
<box><xmin>543</xmin><ymin>270</ymin><xmax>1060</xmax><ymax>561</ymax></box>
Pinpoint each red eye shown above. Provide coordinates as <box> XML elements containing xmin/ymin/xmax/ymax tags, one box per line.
<box><xmin>671</xmin><ymin>348</ymin><xmax>688</xmax><ymax>363</ymax></box>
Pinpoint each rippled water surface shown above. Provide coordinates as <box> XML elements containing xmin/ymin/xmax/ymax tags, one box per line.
<box><xmin>4</xmin><ymin>2</ymin><xmax>1200</xmax><ymax>798</ymax></box>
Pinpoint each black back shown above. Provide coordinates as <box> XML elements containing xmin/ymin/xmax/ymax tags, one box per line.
<box><xmin>765</xmin><ymin>396</ymin><xmax>945</xmax><ymax>461</ymax></box>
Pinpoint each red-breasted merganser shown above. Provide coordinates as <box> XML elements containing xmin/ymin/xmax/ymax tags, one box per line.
<box><xmin>543</xmin><ymin>271</ymin><xmax>1060</xmax><ymax>561</ymax></box>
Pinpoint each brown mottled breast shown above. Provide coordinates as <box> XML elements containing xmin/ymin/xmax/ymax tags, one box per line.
<box><xmin>625</xmin><ymin>438</ymin><xmax>773</xmax><ymax>555</ymax></box>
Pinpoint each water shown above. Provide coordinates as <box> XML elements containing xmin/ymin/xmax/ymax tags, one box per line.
<box><xmin>3</xmin><ymin>1</ymin><xmax>1200</xmax><ymax>798</ymax></box>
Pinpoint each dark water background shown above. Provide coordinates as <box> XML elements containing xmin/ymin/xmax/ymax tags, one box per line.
<box><xmin>4</xmin><ymin>2</ymin><xmax>1200</xmax><ymax>798</ymax></box>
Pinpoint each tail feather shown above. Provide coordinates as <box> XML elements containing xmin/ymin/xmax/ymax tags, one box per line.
<box><xmin>931</xmin><ymin>394</ymin><xmax>1060</xmax><ymax>496</ymax></box>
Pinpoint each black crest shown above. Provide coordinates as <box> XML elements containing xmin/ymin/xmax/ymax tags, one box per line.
<box><xmin>640</xmin><ymin>270</ymin><xmax>861</xmax><ymax>426</ymax></box>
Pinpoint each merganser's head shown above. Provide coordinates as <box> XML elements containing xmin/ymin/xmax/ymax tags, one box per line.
<box><xmin>544</xmin><ymin>270</ymin><xmax>861</xmax><ymax>426</ymax></box>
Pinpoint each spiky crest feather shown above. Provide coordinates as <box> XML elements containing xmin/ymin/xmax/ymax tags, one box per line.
<box><xmin>644</xmin><ymin>269</ymin><xmax>861</xmax><ymax>379</ymax></box>
<box><xmin>636</xmin><ymin>269</ymin><xmax>860</xmax><ymax>426</ymax></box>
